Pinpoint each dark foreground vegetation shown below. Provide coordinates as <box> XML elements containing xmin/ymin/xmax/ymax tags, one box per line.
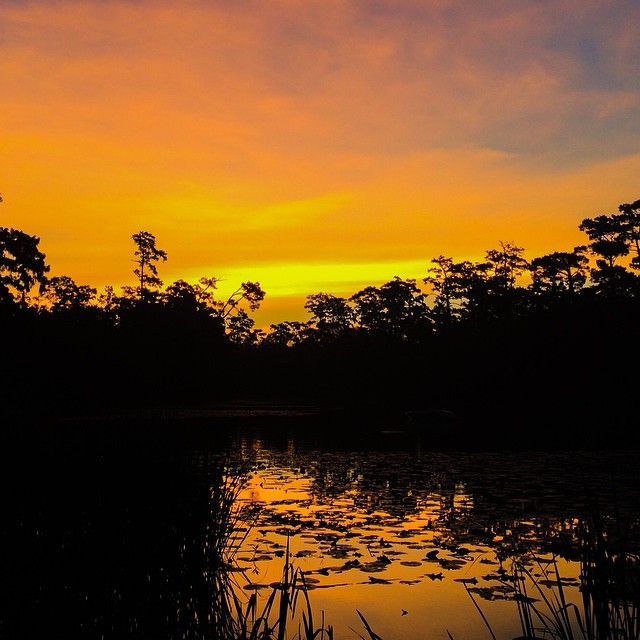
<box><xmin>1</xmin><ymin>194</ymin><xmax>640</xmax><ymax>445</ymax></box>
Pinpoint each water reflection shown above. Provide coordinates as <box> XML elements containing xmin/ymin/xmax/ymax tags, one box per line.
<box><xmin>4</xmin><ymin>423</ymin><xmax>639</xmax><ymax>639</ymax></box>
<box><xmin>232</xmin><ymin>436</ymin><xmax>640</xmax><ymax>638</ymax></box>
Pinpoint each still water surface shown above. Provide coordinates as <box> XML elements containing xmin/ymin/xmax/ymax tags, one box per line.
<box><xmin>6</xmin><ymin>413</ymin><xmax>640</xmax><ymax>639</ymax></box>
<box><xmin>230</xmin><ymin>432</ymin><xmax>638</xmax><ymax>639</ymax></box>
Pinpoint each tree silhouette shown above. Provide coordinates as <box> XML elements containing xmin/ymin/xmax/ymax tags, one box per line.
<box><xmin>194</xmin><ymin>276</ymin><xmax>220</xmax><ymax>309</ymax></box>
<box><xmin>304</xmin><ymin>293</ymin><xmax>354</xmax><ymax>339</ymax></box>
<box><xmin>0</xmin><ymin>226</ymin><xmax>49</xmax><ymax>305</ymax></box>
<box><xmin>221</xmin><ymin>281</ymin><xmax>265</xmax><ymax>319</ymax></box>
<box><xmin>530</xmin><ymin>247</ymin><xmax>589</xmax><ymax>300</ymax></box>
<box><xmin>450</xmin><ymin>260</ymin><xmax>492</xmax><ymax>320</ymax></box>
<box><xmin>579</xmin><ymin>214</ymin><xmax>629</xmax><ymax>269</ymax></box>
<box><xmin>213</xmin><ymin>281</ymin><xmax>266</xmax><ymax>343</ymax></box>
<box><xmin>164</xmin><ymin>279</ymin><xmax>198</xmax><ymax>311</ymax></box>
<box><xmin>618</xmin><ymin>199</ymin><xmax>640</xmax><ymax>270</ymax></box>
<box><xmin>131</xmin><ymin>231</ymin><xmax>167</xmax><ymax>303</ymax></box>
<box><xmin>458</xmin><ymin>242</ymin><xmax>529</xmax><ymax>320</ymax></box>
<box><xmin>264</xmin><ymin>321</ymin><xmax>308</xmax><ymax>347</ymax></box>
<box><xmin>162</xmin><ymin>275</ymin><xmax>222</xmax><ymax>313</ymax></box>
<box><xmin>98</xmin><ymin>285</ymin><xmax>118</xmax><ymax>318</ymax></box>
<box><xmin>351</xmin><ymin>277</ymin><xmax>430</xmax><ymax>340</ymax></box>
<box><xmin>226</xmin><ymin>309</ymin><xmax>262</xmax><ymax>344</ymax></box>
<box><xmin>578</xmin><ymin>212</ymin><xmax>640</xmax><ymax>296</ymax></box>
<box><xmin>424</xmin><ymin>256</ymin><xmax>476</xmax><ymax>326</ymax></box>
<box><xmin>43</xmin><ymin>275</ymin><xmax>97</xmax><ymax>312</ymax></box>
<box><xmin>485</xmin><ymin>241</ymin><xmax>528</xmax><ymax>291</ymax></box>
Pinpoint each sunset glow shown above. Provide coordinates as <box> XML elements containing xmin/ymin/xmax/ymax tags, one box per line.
<box><xmin>2</xmin><ymin>0</ymin><xmax>639</xmax><ymax>324</ymax></box>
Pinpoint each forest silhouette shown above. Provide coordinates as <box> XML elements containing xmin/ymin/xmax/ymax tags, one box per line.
<box><xmin>1</xmin><ymin>194</ymin><xmax>640</xmax><ymax>446</ymax></box>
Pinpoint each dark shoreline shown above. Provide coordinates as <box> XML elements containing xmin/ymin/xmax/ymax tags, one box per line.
<box><xmin>2</xmin><ymin>400</ymin><xmax>639</xmax><ymax>452</ymax></box>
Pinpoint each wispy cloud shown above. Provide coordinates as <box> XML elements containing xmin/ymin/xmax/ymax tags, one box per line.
<box><xmin>1</xmin><ymin>0</ymin><xmax>638</xmax><ymax>320</ymax></box>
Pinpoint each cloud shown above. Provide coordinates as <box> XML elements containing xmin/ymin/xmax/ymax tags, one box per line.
<box><xmin>1</xmin><ymin>0</ymin><xmax>639</xmax><ymax>321</ymax></box>
<box><xmin>3</xmin><ymin>0</ymin><xmax>638</xmax><ymax>165</ymax></box>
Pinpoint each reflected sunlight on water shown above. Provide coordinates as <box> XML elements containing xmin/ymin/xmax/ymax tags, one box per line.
<box><xmin>7</xmin><ymin>416</ymin><xmax>638</xmax><ymax>640</ymax></box>
<box><xmin>222</xmin><ymin>436</ymin><xmax>627</xmax><ymax>639</ymax></box>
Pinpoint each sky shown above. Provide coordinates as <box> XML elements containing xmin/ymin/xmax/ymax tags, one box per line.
<box><xmin>2</xmin><ymin>0</ymin><xmax>639</xmax><ymax>325</ymax></box>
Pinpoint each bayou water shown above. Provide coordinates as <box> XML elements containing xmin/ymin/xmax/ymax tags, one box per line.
<box><xmin>4</xmin><ymin>408</ymin><xmax>639</xmax><ymax>639</ymax></box>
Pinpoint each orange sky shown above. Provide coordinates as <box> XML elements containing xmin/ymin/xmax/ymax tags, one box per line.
<box><xmin>2</xmin><ymin>0</ymin><xmax>639</xmax><ymax>325</ymax></box>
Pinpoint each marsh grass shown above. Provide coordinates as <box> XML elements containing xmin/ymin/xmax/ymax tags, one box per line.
<box><xmin>509</xmin><ymin>552</ymin><xmax>638</xmax><ymax>640</ymax></box>
<box><xmin>465</xmin><ymin>514</ymin><xmax>640</xmax><ymax>640</ymax></box>
<box><xmin>576</xmin><ymin>514</ymin><xmax>640</xmax><ymax>640</ymax></box>
<box><xmin>204</xmin><ymin>458</ymin><xmax>389</xmax><ymax>640</ymax></box>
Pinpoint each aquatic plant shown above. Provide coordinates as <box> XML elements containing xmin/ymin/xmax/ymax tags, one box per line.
<box><xmin>465</xmin><ymin>545</ymin><xmax>639</xmax><ymax>640</ymax></box>
<box><xmin>203</xmin><ymin>457</ymin><xmax>391</xmax><ymax>640</ymax></box>
<box><xmin>200</xmin><ymin>457</ymin><xmax>334</xmax><ymax>640</ymax></box>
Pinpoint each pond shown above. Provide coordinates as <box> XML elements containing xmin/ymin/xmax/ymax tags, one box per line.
<box><xmin>4</xmin><ymin>410</ymin><xmax>640</xmax><ymax>639</ymax></box>
<box><xmin>230</xmin><ymin>432</ymin><xmax>639</xmax><ymax>639</ymax></box>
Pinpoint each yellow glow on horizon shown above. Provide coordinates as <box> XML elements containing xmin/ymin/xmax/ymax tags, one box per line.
<box><xmin>178</xmin><ymin>258</ymin><xmax>434</xmax><ymax>299</ymax></box>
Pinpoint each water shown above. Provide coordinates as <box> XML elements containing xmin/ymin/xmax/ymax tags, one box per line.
<box><xmin>4</xmin><ymin>411</ymin><xmax>639</xmax><ymax>639</ymax></box>
<box><xmin>231</xmin><ymin>435</ymin><xmax>638</xmax><ymax>639</ymax></box>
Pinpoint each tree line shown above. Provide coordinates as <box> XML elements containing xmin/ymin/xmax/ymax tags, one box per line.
<box><xmin>1</xmin><ymin>194</ymin><xmax>639</xmax><ymax>441</ymax></box>
<box><xmin>2</xmin><ymin>194</ymin><xmax>640</xmax><ymax>342</ymax></box>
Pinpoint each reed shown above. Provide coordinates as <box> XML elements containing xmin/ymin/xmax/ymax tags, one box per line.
<box><xmin>212</xmin><ymin>539</ymin><xmax>339</xmax><ymax>639</ymax></box>
<box><xmin>465</xmin><ymin>515</ymin><xmax>639</xmax><ymax>640</ymax></box>
<box><xmin>203</xmin><ymin>458</ymin><xmax>340</xmax><ymax>639</ymax></box>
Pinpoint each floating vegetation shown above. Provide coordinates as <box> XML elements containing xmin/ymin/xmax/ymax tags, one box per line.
<box><xmin>220</xmin><ymin>446</ymin><xmax>640</xmax><ymax>639</ymax></box>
